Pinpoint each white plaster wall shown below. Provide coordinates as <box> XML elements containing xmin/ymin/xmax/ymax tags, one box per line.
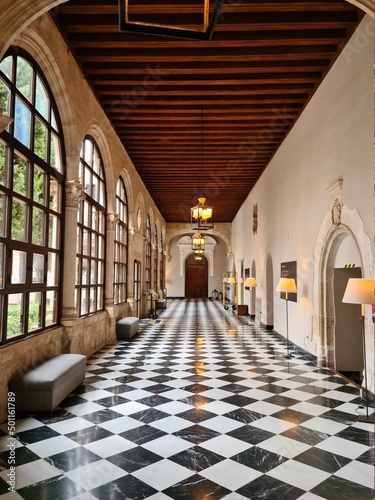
<box><xmin>231</xmin><ymin>16</ymin><xmax>374</xmax><ymax>348</ymax></box>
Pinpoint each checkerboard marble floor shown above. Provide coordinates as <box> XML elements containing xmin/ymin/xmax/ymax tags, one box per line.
<box><xmin>1</xmin><ymin>299</ymin><xmax>374</xmax><ymax>499</ymax></box>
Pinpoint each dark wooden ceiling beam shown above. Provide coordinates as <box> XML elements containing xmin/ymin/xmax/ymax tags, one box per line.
<box><xmin>54</xmin><ymin>0</ymin><xmax>362</xmax><ymax>223</ymax></box>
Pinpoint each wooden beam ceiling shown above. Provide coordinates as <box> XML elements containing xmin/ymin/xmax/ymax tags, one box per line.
<box><xmin>55</xmin><ymin>0</ymin><xmax>363</xmax><ymax>223</ymax></box>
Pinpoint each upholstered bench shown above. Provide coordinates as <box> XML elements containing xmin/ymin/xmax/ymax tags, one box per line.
<box><xmin>116</xmin><ymin>317</ymin><xmax>139</xmax><ymax>339</ymax></box>
<box><xmin>156</xmin><ymin>299</ymin><xmax>167</xmax><ymax>310</ymax></box>
<box><xmin>9</xmin><ymin>354</ymin><xmax>87</xmax><ymax>413</ymax></box>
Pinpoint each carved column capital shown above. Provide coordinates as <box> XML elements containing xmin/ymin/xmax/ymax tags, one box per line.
<box><xmin>107</xmin><ymin>211</ymin><xmax>119</xmax><ymax>231</ymax></box>
<box><xmin>65</xmin><ymin>180</ymin><xmax>85</xmax><ymax>208</ymax></box>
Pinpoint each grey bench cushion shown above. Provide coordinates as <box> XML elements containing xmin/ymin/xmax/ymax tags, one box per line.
<box><xmin>116</xmin><ymin>317</ymin><xmax>139</xmax><ymax>339</ymax></box>
<box><xmin>9</xmin><ymin>354</ymin><xmax>86</xmax><ymax>413</ymax></box>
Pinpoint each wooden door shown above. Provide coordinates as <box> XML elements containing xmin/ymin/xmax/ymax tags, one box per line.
<box><xmin>185</xmin><ymin>255</ymin><xmax>208</xmax><ymax>298</ymax></box>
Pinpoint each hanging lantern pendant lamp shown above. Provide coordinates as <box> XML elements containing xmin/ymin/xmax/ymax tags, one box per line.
<box><xmin>191</xmin><ymin>108</ymin><xmax>214</xmax><ymax>230</ymax></box>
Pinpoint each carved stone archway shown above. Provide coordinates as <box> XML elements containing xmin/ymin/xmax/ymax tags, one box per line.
<box><xmin>312</xmin><ymin>204</ymin><xmax>374</xmax><ymax>393</ymax></box>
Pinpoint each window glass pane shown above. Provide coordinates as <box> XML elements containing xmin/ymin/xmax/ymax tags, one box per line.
<box><xmin>47</xmin><ymin>252</ymin><xmax>58</xmax><ymax>286</ymax></box>
<box><xmin>35</xmin><ymin>75</ymin><xmax>48</xmax><ymax>119</ymax></box>
<box><xmin>7</xmin><ymin>294</ymin><xmax>24</xmax><ymax>338</ymax></box>
<box><xmin>11</xmin><ymin>198</ymin><xmax>27</xmax><ymax>241</ymax></box>
<box><xmin>82</xmin><ymin>258</ymin><xmax>88</xmax><ymax>285</ymax></box>
<box><xmin>49</xmin><ymin>178</ymin><xmax>61</xmax><ymax>212</ymax></box>
<box><xmin>14</xmin><ymin>97</ymin><xmax>31</xmax><ymax>148</ymax></box>
<box><xmin>0</xmin><ymin>140</ymin><xmax>9</xmax><ymax>186</ymax></box>
<box><xmin>32</xmin><ymin>253</ymin><xmax>44</xmax><ymax>283</ymax></box>
<box><xmin>91</xmin><ymin>205</ymin><xmax>98</xmax><ymax>232</ymax></box>
<box><xmin>0</xmin><ymin>193</ymin><xmax>7</xmax><ymax>237</ymax></box>
<box><xmin>96</xmin><ymin>286</ymin><xmax>103</xmax><ymax>310</ymax></box>
<box><xmin>11</xmin><ymin>250</ymin><xmax>27</xmax><ymax>283</ymax></box>
<box><xmin>12</xmin><ymin>152</ymin><xmax>27</xmax><ymax>196</ymax></box>
<box><xmin>91</xmin><ymin>234</ymin><xmax>97</xmax><ymax>257</ymax></box>
<box><xmin>32</xmin><ymin>207</ymin><xmax>44</xmax><ymax>245</ymax></box>
<box><xmin>0</xmin><ymin>79</ymin><xmax>11</xmax><ymax>118</ymax></box>
<box><xmin>90</xmin><ymin>287</ymin><xmax>96</xmax><ymax>312</ymax></box>
<box><xmin>46</xmin><ymin>290</ymin><xmax>56</xmax><ymax>326</ymax></box>
<box><xmin>34</xmin><ymin>117</ymin><xmax>47</xmax><ymax>161</ymax></box>
<box><xmin>99</xmin><ymin>180</ymin><xmax>105</xmax><ymax>207</ymax></box>
<box><xmin>90</xmin><ymin>261</ymin><xmax>97</xmax><ymax>284</ymax></box>
<box><xmin>84</xmin><ymin>167</ymin><xmax>91</xmax><ymax>197</ymax></box>
<box><xmin>76</xmin><ymin>226</ymin><xmax>82</xmax><ymax>254</ymax></box>
<box><xmin>98</xmin><ymin>235</ymin><xmax>104</xmax><ymax>259</ymax></box>
<box><xmin>28</xmin><ymin>291</ymin><xmax>42</xmax><ymax>331</ymax></box>
<box><xmin>48</xmin><ymin>214</ymin><xmax>59</xmax><ymax>248</ymax></box>
<box><xmin>83</xmin><ymin>200</ymin><xmax>90</xmax><ymax>226</ymax></box>
<box><xmin>84</xmin><ymin>139</ymin><xmax>93</xmax><ymax>165</ymax></box>
<box><xmin>16</xmin><ymin>57</ymin><xmax>32</xmax><ymax>102</ymax></box>
<box><xmin>81</xmin><ymin>288</ymin><xmax>88</xmax><ymax>315</ymax></box>
<box><xmin>82</xmin><ymin>229</ymin><xmax>89</xmax><ymax>255</ymax></box>
<box><xmin>51</xmin><ymin>109</ymin><xmax>58</xmax><ymax>131</ymax></box>
<box><xmin>50</xmin><ymin>133</ymin><xmax>62</xmax><ymax>172</ymax></box>
<box><xmin>0</xmin><ymin>243</ymin><xmax>4</xmax><ymax>289</ymax></box>
<box><xmin>92</xmin><ymin>174</ymin><xmax>98</xmax><ymax>201</ymax></box>
<box><xmin>75</xmin><ymin>258</ymin><xmax>80</xmax><ymax>286</ymax></box>
<box><xmin>33</xmin><ymin>167</ymin><xmax>45</xmax><ymax>204</ymax></box>
<box><xmin>0</xmin><ymin>56</ymin><xmax>12</xmax><ymax>80</ymax></box>
<box><xmin>98</xmin><ymin>261</ymin><xmax>104</xmax><ymax>285</ymax></box>
<box><xmin>92</xmin><ymin>148</ymin><xmax>100</xmax><ymax>174</ymax></box>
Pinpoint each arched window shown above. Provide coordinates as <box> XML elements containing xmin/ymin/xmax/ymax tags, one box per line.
<box><xmin>76</xmin><ymin>136</ymin><xmax>106</xmax><ymax>316</ymax></box>
<box><xmin>153</xmin><ymin>225</ymin><xmax>158</xmax><ymax>291</ymax></box>
<box><xmin>145</xmin><ymin>215</ymin><xmax>151</xmax><ymax>292</ymax></box>
<box><xmin>114</xmin><ymin>176</ymin><xmax>128</xmax><ymax>304</ymax></box>
<box><xmin>0</xmin><ymin>49</ymin><xmax>64</xmax><ymax>343</ymax></box>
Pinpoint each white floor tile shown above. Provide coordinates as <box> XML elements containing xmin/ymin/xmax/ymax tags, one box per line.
<box><xmin>315</xmin><ymin>436</ymin><xmax>369</xmax><ymax>460</ymax></box>
<box><xmin>334</xmin><ymin>460</ymin><xmax>375</xmax><ymax>489</ymax></box>
<box><xmin>83</xmin><ymin>435</ymin><xmax>136</xmax><ymax>458</ymax></box>
<box><xmin>66</xmin><ymin>459</ymin><xmax>125</xmax><ymax>490</ymax></box>
<box><xmin>257</xmin><ymin>434</ymin><xmax>310</xmax><ymax>458</ymax></box>
<box><xmin>47</xmin><ymin>417</ymin><xmax>93</xmax><ymax>434</ymax></box>
<box><xmin>141</xmin><ymin>434</ymin><xmax>193</xmax><ymax>457</ymax></box>
<box><xmin>149</xmin><ymin>416</ymin><xmax>192</xmax><ymax>433</ymax></box>
<box><xmin>200</xmin><ymin>458</ymin><xmax>262</xmax><ymax>489</ymax></box>
<box><xmin>98</xmin><ymin>415</ymin><xmax>143</xmax><ymax>433</ymax></box>
<box><xmin>200</xmin><ymin>401</ymin><xmax>239</xmax><ymax>415</ymax></box>
<box><xmin>132</xmin><ymin>459</ymin><xmax>194</xmax><ymax>490</ymax></box>
<box><xmin>267</xmin><ymin>459</ymin><xmax>330</xmax><ymax>491</ymax></box>
<box><xmin>0</xmin><ymin>459</ymin><xmax>60</xmax><ymax>489</ymax></box>
<box><xmin>200</xmin><ymin>435</ymin><xmax>251</xmax><ymax>458</ymax></box>
<box><xmin>200</xmin><ymin>415</ymin><xmax>245</xmax><ymax>433</ymax></box>
<box><xmin>300</xmin><ymin>416</ymin><xmax>347</xmax><ymax>434</ymax></box>
<box><xmin>26</xmin><ymin>435</ymin><xmax>79</xmax><ymax>458</ymax></box>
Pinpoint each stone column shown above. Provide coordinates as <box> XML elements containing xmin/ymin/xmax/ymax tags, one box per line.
<box><xmin>151</xmin><ymin>242</ymin><xmax>157</xmax><ymax>292</ymax></box>
<box><xmin>126</xmin><ymin>228</ymin><xmax>136</xmax><ymax>311</ymax></box>
<box><xmin>61</xmin><ymin>180</ymin><xmax>85</xmax><ymax>322</ymax></box>
<box><xmin>105</xmin><ymin>212</ymin><xmax>119</xmax><ymax>321</ymax></box>
<box><xmin>157</xmin><ymin>245</ymin><xmax>162</xmax><ymax>295</ymax></box>
<box><xmin>105</xmin><ymin>212</ymin><xmax>118</xmax><ymax>306</ymax></box>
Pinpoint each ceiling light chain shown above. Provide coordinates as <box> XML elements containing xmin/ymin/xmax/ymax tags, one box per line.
<box><xmin>191</xmin><ymin>108</ymin><xmax>214</xmax><ymax>230</ymax></box>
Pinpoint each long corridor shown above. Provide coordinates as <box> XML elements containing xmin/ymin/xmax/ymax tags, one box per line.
<box><xmin>1</xmin><ymin>299</ymin><xmax>374</xmax><ymax>499</ymax></box>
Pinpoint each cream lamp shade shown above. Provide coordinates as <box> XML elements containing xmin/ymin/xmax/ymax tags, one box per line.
<box><xmin>245</xmin><ymin>277</ymin><xmax>257</xmax><ymax>288</ymax></box>
<box><xmin>276</xmin><ymin>277</ymin><xmax>297</xmax><ymax>294</ymax></box>
<box><xmin>342</xmin><ymin>278</ymin><xmax>375</xmax><ymax>305</ymax></box>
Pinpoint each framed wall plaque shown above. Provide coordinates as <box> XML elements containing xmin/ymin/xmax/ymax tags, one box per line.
<box><xmin>280</xmin><ymin>261</ymin><xmax>297</xmax><ymax>302</ymax></box>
